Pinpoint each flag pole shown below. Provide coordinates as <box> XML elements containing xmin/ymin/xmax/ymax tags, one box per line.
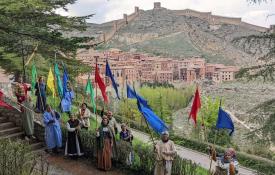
<box><xmin>95</xmin><ymin>56</ymin><xmax>99</xmax><ymax>129</ymax></box>
<box><xmin>133</xmin><ymin>82</ymin><xmax>156</xmax><ymax>145</ymax></box>
<box><xmin>208</xmin><ymin>98</ymin><xmax>222</xmax><ymax>173</ymax></box>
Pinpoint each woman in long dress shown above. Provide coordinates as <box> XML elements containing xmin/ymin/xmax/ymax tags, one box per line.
<box><xmin>22</xmin><ymin>95</ymin><xmax>34</xmax><ymax>140</ymax></box>
<box><xmin>96</xmin><ymin>116</ymin><xmax>115</xmax><ymax>171</ymax></box>
<box><xmin>35</xmin><ymin>76</ymin><xmax>46</xmax><ymax>113</ymax></box>
<box><xmin>43</xmin><ymin>104</ymin><xmax>62</xmax><ymax>153</ymax></box>
<box><xmin>65</xmin><ymin>114</ymin><xmax>84</xmax><ymax>159</ymax></box>
<box><xmin>61</xmin><ymin>82</ymin><xmax>74</xmax><ymax>115</ymax></box>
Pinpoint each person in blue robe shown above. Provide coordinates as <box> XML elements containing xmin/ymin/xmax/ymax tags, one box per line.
<box><xmin>61</xmin><ymin>82</ymin><xmax>74</xmax><ymax>115</ymax></box>
<box><xmin>35</xmin><ymin>76</ymin><xmax>46</xmax><ymax>113</ymax></box>
<box><xmin>43</xmin><ymin>104</ymin><xmax>62</xmax><ymax>154</ymax></box>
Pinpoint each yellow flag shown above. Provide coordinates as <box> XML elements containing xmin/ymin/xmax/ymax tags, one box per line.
<box><xmin>47</xmin><ymin>67</ymin><xmax>56</xmax><ymax>97</ymax></box>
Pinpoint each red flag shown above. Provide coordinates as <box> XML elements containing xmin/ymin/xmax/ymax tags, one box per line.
<box><xmin>95</xmin><ymin>65</ymin><xmax>108</xmax><ymax>103</ymax></box>
<box><xmin>189</xmin><ymin>87</ymin><xmax>201</xmax><ymax>125</ymax></box>
<box><xmin>0</xmin><ymin>90</ymin><xmax>13</xmax><ymax>109</ymax></box>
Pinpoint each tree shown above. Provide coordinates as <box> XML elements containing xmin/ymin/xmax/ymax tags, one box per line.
<box><xmin>0</xmin><ymin>0</ymin><xmax>93</xmax><ymax>81</ymax></box>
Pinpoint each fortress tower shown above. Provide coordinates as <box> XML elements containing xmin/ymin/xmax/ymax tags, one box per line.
<box><xmin>154</xmin><ymin>2</ymin><xmax>161</xmax><ymax>9</ymax></box>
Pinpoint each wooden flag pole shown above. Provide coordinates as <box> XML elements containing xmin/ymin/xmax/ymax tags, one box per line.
<box><xmin>208</xmin><ymin>98</ymin><xmax>222</xmax><ymax>174</ymax></box>
<box><xmin>133</xmin><ymin>82</ymin><xmax>156</xmax><ymax>145</ymax></box>
<box><xmin>95</xmin><ymin>56</ymin><xmax>99</xmax><ymax>129</ymax></box>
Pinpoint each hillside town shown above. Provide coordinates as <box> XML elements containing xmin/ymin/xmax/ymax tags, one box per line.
<box><xmin>77</xmin><ymin>49</ymin><xmax>239</xmax><ymax>85</ymax></box>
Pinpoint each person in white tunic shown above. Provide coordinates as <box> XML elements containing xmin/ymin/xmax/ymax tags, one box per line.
<box><xmin>78</xmin><ymin>103</ymin><xmax>91</xmax><ymax>130</ymax></box>
<box><xmin>154</xmin><ymin>131</ymin><xmax>176</xmax><ymax>175</ymax></box>
<box><xmin>107</xmin><ymin>111</ymin><xmax>118</xmax><ymax>135</ymax></box>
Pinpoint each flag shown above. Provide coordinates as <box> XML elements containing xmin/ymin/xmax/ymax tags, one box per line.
<box><xmin>31</xmin><ymin>63</ymin><xmax>37</xmax><ymax>93</ymax></box>
<box><xmin>189</xmin><ymin>87</ymin><xmax>201</xmax><ymax>125</ymax></box>
<box><xmin>54</xmin><ymin>63</ymin><xmax>63</xmax><ymax>97</ymax></box>
<box><xmin>0</xmin><ymin>90</ymin><xmax>13</xmax><ymax>109</ymax></box>
<box><xmin>137</xmin><ymin>95</ymin><xmax>168</xmax><ymax>134</ymax></box>
<box><xmin>105</xmin><ymin>60</ymin><xmax>120</xmax><ymax>100</ymax></box>
<box><xmin>47</xmin><ymin>68</ymin><xmax>56</xmax><ymax>97</ymax></box>
<box><xmin>127</xmin><ymin>84</ymin><xmax>150</xmax><ymax>109</ymax></box>
<box><xmin>85</xmin><ymin>77</ymin><xmax>96</xmax><ymax>113</ymax></box>
<box><xmin>95</xmin><ymin>64</ymin><xmax>108</xmax><ymax>103</ymax></box>
<box><xmin>216</xmin><ymin>107</ymin><xmax>235</xmax><ymax>136</ymax></box>
<box><xmin>62</xmin><ymin>64</ymin><xmax>69</xmax><ymax>96</ymax></box>
<box><xmin>127</xmin><ymin>84</ymin><xmax>136</xmax><ymax>98</ymax></box>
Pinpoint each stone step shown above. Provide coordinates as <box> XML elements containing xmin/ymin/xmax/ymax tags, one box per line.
<box><xmin>31</xmin><ymin>148</ymin><xmax>46</xmax><ymax>155</ymax></box>
<box><xmin>0</xmin><ymin>127</ymin><xmax>21</xmax><ymax>136</ymax></box>
<box><xmin>0</xmin><ymin>122</ymin><xmax>15</xmax><ymax>130</ymax></box>
<box><xmin>0</xmin><ymin>131</ymin><xmax>24</xmax><ymax>140</ymax></box>
<box><xmin>30</xmin><ymin>142</ymin><xmax>44</xmax><ymax>150</ymax></box>
<box><xmin>0</xmin><ymin>116</ymin><xmax>8</xmax><ymax>123</ymax></box>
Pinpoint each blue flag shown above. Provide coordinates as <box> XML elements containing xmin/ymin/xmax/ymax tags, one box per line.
<box><xmin>126</xmin><ymin>84</ymin><xmax>150</xmax><ymax>109</ymax></box>
<box><xmin>106</xmin><ymin>61</ymin><xmax>120</xmax><ymax>100</ymax></box>
<box><xmin>137</xmin><ymin>96</ymin><xmax>168</xmax><ymax>134</ymax></box>
<box><xmin>216</xmin><ymin>107</ymin><xmax>235</xmax><ymax>136</ymax></box>
<box><xmin>62</xmin><ymin>64</ymin><xmax>69</xmax><ymax>96</ymax></box>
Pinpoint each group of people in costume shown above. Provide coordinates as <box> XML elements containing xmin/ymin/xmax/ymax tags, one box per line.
<box><xmin>12</xmin><ymin>75</ymin><xmax>182</xmax><ymax>175</ymax></box>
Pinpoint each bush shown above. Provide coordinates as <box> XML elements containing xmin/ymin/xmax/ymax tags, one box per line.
<box><xmin>0</xmin><ymin>139</ymin><xmax>35</xmax><ymax>175</ymax></box>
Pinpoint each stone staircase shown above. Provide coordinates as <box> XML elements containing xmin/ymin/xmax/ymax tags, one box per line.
<box><xmin>0</xmin><ymin>115</ymin><xmax>45</xmax><ymax>153</ymax></box>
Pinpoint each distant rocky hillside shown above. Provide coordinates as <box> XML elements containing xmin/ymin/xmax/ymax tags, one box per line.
<box><xmin>74</xmin><ymin>4</ymin><xmax>274</xmax><ymax>67</ymax></box>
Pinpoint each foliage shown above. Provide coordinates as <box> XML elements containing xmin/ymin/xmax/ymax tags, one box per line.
<box><xmin>0</xmin><ymin>139</ymin><xmax>35</xmax><ymax>175</ymax></box>
<box><xmin>0</xmin><ymin>0</ymin><xmax>93</xmax><ymax>79</ymax></box>
<box><xmin>141</xmin><ymin>82</ymin><xmax>174</xmax><ymax>88</ymax></box>
<box><xmin>118</xmin><ymin>86</ymin><xmax>194</xmax><ymax>128</ymax></box>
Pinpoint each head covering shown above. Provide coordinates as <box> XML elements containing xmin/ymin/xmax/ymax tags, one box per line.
<box><xmin>101</xmin><ymin>115</ymin><xmax>109</xmax><ymax>126</ymax></box>
<box><xmin>107</xmin><ymin>111</ymin><xmax>112</xmax><ymax>116</ymax></box>
<box><xmin>82</xmin><ymin>103</ymin><xmax>88</xmax><ymax>107</ymax></box>
<box><xmin>161</xmin><ymin>131</ymin><xmax>169</xmax><ymax>136</ymax></box>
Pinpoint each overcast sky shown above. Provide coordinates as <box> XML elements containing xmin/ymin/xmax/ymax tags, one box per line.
<box><xmin>56</xmin><ymin>0</ymin><xmax>275</xmax><ymax>28</ymax></box>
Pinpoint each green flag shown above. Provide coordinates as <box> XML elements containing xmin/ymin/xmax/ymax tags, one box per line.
<box><xmin>54</xmin><ymin>63</ymin><xmax>63</xmax><ymax>98</ymax></box>
<box><xmin>85</xmin><ymin>78</ymin><xmax>96</xmax><ymax>113</ymax></box>
<box><xmin>31</xmin><ymin>64</ymin><xmax>37</xmax><ymax>93</ymax></box>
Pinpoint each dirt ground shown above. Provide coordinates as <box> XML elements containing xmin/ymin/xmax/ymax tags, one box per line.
<box><xmin>46</xmin><ymin>155</ymin><xmax>128</xmax><ymax>175</ymax></box>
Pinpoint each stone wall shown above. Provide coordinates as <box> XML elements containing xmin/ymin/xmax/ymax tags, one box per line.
<box><xmin>0</xmin><ymin>107</ymin><xmax>45</xmax><ymax>141</ymax></box>
<box><xmin>172</xmin><ymin>8</ymin><xmax>268</xmax><ymax>32</ymax></box>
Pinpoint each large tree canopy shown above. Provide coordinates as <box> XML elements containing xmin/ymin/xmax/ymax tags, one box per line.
<box><xmin>0</xmin><ymin>0</ymin><xmax>94</xmax><ymax>80</ymax></box>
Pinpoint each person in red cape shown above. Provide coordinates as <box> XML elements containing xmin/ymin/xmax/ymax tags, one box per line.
<box><xmin>14</xmin><ymin>76</ymin><xmax>31</xmax><ymax>111</ymax></box>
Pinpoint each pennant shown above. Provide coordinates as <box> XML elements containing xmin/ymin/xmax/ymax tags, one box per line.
<box><xmin>189</xmin><ymin>87</ymin><xmax>201</xmax><ymax>125</ymax></box>
<box><xmin>85</xmin><ymin>77</ymin><xmax>96</xmax><ymax>113</ymax></box>
<box><xmin>47</xmin><ymin>68</ymin><xmax>56</xmax><ymax>97</ymax></box>
<box><xmin>127</xmin><ymin>84</ymin><xmax>150</xmax><ymax>109</ymax></box>
<box><xmin>62</xmin><ymin>64</ymin><xmax>69</xmax><ymax>96</ymax></box>
<box><xmin>31</xmin><ymin>63</ymin><xmax>37</xmax><ymax>93</ymax></box>
<box><xmin>54</xmin><ymin>63</ymin><xmax>63</xmax><ymax>97</ymax></box>
<box><xmin>95</xmin><ymin>64</ymin><xmax>108</xmax><ymax>103</ymax></box>
<box><xmin>0</xmin><ymin>90</ymin><xmax>13</xmax><ymax>109</ymax></box>
<box><xmin>136</xmin><ymin>91</ymin><xmax>168</xmax><ymax>134</ymax></box>
<box><xmin>106</xmin><ymin>60</ymin><xmax>120</xmax><ymax>100</ymax></box>
<box><xmin>216</xmin><ymin>107</ymin><xmax>235</xmax><ymax>136</ymax></box>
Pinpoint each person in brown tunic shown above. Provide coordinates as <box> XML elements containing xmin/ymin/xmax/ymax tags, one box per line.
<box><xmin>96</xmin><ymin>116</ymin><xmax>115</xmax><ymax>171</ymax></box>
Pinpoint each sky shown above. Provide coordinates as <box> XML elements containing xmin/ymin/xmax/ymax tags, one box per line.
<box><xmin>56</xmin><ymin>0</ymin><xmax>275</xmax><ymax>28</ymax></box>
